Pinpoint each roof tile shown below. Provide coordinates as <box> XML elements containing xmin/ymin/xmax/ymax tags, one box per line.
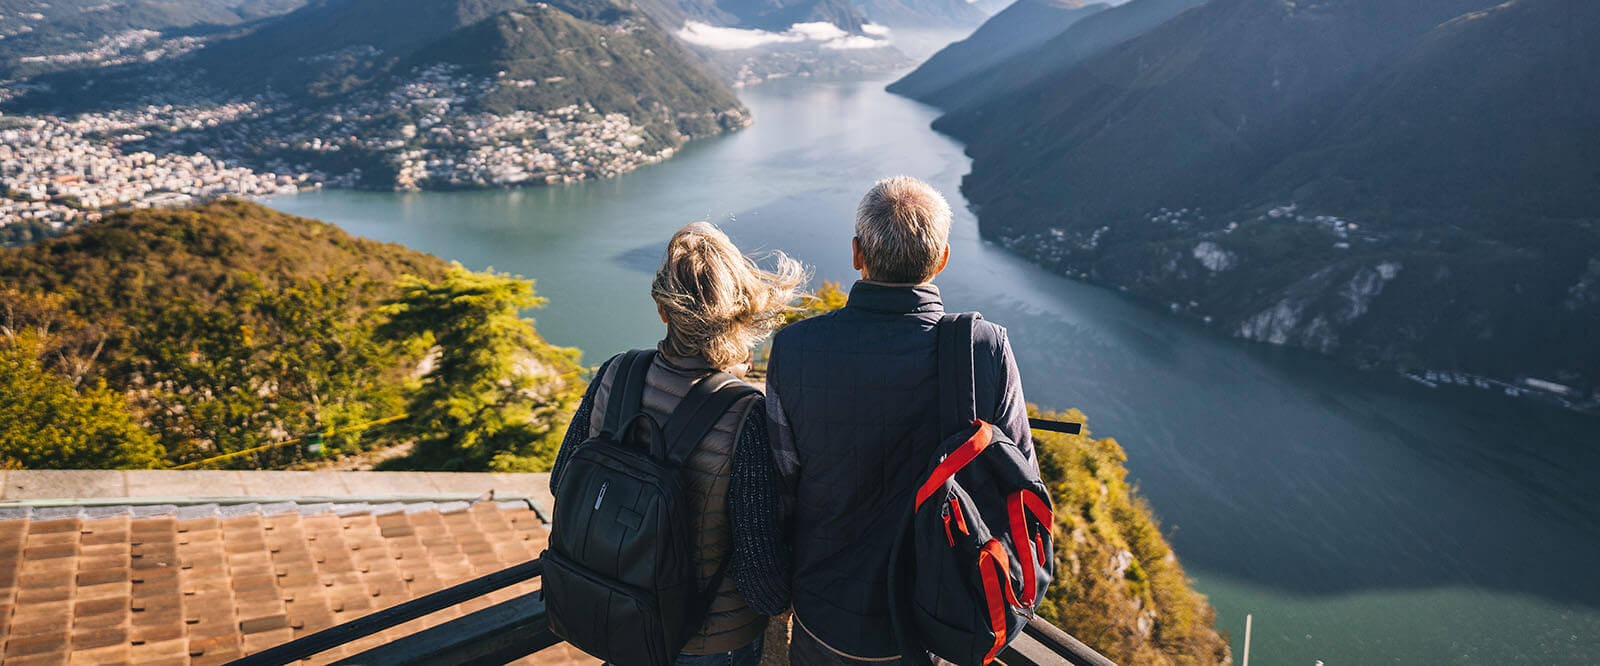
<box><xmin>1</xmin><ymin>496</ymin><xmax>584</xmax><ymax>665</ymax></box>
<box><xmin>4</xmin><ymin>629</ymin><xmax>70</xmax><ymax>657</ymax></box>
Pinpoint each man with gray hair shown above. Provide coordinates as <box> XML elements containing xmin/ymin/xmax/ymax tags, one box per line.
<box><xmin>766</xmin><ymin>176</ymin><xmax>1033</xmax><ymax>664</ymax></box>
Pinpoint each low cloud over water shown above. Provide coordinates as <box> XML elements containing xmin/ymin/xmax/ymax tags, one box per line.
<box><xmin>676</xmin><ymin>20</ymin><xmax>892</xmax><ymax>50</ymax></box>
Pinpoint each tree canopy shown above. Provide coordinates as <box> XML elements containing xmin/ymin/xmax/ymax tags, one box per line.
<box><xmin>378</xmin><ymin>265</ymin><xmax>581</xmax><ymax>471</ymax></box>
<box><xmin>0</xmin><ymin>336</ymin><xmax>163</xmax><ymax>469</ymax></box>
<box><xmin>0</xmin><ymin>202</ymin><xmax>578</xmax><ymax>470</ymax></box>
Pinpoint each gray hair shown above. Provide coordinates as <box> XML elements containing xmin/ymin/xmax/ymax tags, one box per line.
<box><xmin>653</xmin><ymin>222</ymin><xmax>807</xmax><ymax>369</ymax></box>
<box><xmin>854</xmin><ymin>176</ymin><xmax>952</xmax><ymax>284</ymax></box>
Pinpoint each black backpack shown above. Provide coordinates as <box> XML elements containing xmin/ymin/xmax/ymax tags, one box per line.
<box><xmin>543</xmin><ymin>350</ymin><xmax>759</xmax><ymax>666</ymax></box>
<box><xmin>889</xmin><ymin>313</ymin><xmax>1057</xmax><ymax>665</ymax></box>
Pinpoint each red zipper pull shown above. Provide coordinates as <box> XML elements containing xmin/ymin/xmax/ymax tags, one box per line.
<box><xmin>950</xmin><ymin>498</ymin><xmax>970</xmax><ymax>536</ymax></box>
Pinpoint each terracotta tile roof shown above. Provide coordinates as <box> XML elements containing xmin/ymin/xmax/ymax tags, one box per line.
<box><xmin>0</xmin><ymin>500</ymin><xmax>596</xmax><ymax>665</ymax></box>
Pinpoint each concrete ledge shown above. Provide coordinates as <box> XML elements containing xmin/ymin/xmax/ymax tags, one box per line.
<box><xmin>2</xmin><ymin>470</ymin><xmax>127</xmax><ymax>499</ymax></box>
<box><xmin>1</xmin><ymin>469</ymin><xmax>552</xmax><ymax>505</ymax></box>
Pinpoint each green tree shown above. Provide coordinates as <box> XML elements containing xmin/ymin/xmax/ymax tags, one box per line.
<box><xmin>0</xmin><ymin>337</ymin><xmax>163</xmax><ymax>469</ymax></box>
<box><xmin>0</xmin><ymin>202</ymin><xmax>458</xmax><ymax>469</ymax></box>
<box><xmin>1</xmin><ymin>287</ymin><xmax>111</xmax><ymax>386</ymax></box>
<box><xmin>133</xmin><ymin>276</ymin><xmax>403</xmax><ymax>466</ymax></box>
<box><xmin>378</xmin><ymin>265</ymin><xmax>579</xmax><ymax>471</ymax></box>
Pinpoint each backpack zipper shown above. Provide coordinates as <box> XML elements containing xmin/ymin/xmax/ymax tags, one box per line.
<box><xmin>949</xmin><ymin>498</ymin><xmax>970</xmax><ymax>536</ymax></box>
<box><xmin>941</xmin><ymin>503</ymin><xmax>954</xmax><ymax>546</ymax></box>
<box><xmin>594</xmin><ymin>481</ymin><xmax>608</xmax><ymax>510</ymax></box>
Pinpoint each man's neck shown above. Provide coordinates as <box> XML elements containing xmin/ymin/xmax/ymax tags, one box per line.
<box><xmin>858</xmin><ymin>279</ymin><xmax>932</xmax><ymax>288</ymax></box>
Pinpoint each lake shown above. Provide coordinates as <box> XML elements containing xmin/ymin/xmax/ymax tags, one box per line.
<box><xmin>267</xmin><ymin>74</ymin><xmax>1600</xmax><ymax>664</ymax></box>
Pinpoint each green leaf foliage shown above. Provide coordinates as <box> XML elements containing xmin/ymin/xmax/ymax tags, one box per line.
<box><xmin>0</xmin><ymin>336</ymin><xmax>162</xmax><ymax>469</ymax></box>
<box><xmin>780</xmin><ymin>280</ymin><xmax>849</xmax><ymax>327</ymax></box>
<box><xmin>377</xmin><ymin>265</ymin><xmax>581</xmax><ymax>471</ymax></box>
<box><xmin>0</xmin><ymin>201</ymin><xmax>457</xmax><ymax>467</ymax></box>
<box><xmin>129</xmin><ymin>275</ymin><xmax>405</xmax><ymax>466</ymax></box>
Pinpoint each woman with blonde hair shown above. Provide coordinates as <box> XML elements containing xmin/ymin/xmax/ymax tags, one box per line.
<box><xmin>549</xmin><ymin>221</ymin><xmax>804</xmax><ymax>665</ymax></box>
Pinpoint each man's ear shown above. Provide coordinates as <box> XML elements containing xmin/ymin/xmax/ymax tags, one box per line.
<box><xmin>932</xmin><ymin>244</ymin><xmax>950</xmax><ymax>276</ymax></box>
<box><xmin>852</xmin><ymin>237</ymin><xmax>866</xmax><ymax>274</ymax></box>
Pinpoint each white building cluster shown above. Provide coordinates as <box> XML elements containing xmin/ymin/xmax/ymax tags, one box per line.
<box><xmin>243</xmin><ymin>65</ymin><xmax>675</xmax><ymax>190</ymax></box>
<box><xmin>1</xmin><ymin>63</ymin><xmax>685</xmax><ymax>232</ymax></box>
<box><xmin>15</xmin><ymin>29</ymin><xmax>206</xmax><ymax>69</ymax></box>
<box><xmin>0</xmin><ymin>104</ymin><xmax>308</xmax><ymax>230</ymax></box>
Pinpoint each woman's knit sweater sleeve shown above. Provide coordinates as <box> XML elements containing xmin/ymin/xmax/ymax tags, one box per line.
<box><xmin>548</xmin><ymin>357</ymin><xmax>611</xmax><ymax>495</ymax></box>
<box><xmin>728</xmin><ymin>405</ymin><xmax>792</xmax><ymax>616</ymax></box>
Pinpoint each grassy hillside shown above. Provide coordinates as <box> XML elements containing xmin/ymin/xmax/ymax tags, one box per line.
<box><xmin>0</xmin><ymin>199</ymin><xmax>449</xmax><ymax>315</ymax></box>
<box><xmin>1033</xmin><ymin>406</ymin><xmax>1230</xmax><ymax>664</ymax></box>
<box><xmin>0</xmin><ymin>200</ymin><xmax>581</xmax><ymax>469</ymax></box>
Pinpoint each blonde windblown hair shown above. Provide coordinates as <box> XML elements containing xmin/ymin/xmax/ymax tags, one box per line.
<box><xmin>652</xmin><ymin>222</ymin><xmax>807</xmax><ymax>369</ymax></box>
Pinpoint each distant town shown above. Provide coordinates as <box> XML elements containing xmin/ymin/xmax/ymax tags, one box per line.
<box><xmin>0</xmin><ymin>64</ymin><xmax>681</xmax><ymax>236</ymax></box>
<box><xmin>1</xmin><ymin>102</ymin><xmax>304</xmax><ymax>231</ymax></box>
<box><xmin>1402</xmin><ymin>369</ymin><xmax>1600</xmax><ymax>414</ymax></box>
<box><xmin>996</xmin><ymin>204</ymin><xmax>1600</xmax><ymax>416</ymax></box>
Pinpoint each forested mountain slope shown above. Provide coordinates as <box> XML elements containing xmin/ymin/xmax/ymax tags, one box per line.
<box><xmin>887</xmin><ymin>0</ymin><xmax>1107</xmax><ymax>100</ymax></box>
<box><xmin>0</xmin><ymin>0</ymin><xmax>306</xmax><ymax>78</ymax></box>
<box><xmin>891</xmin><ymin>0</ymin><xmax>1206</xmax><ymax>110</ymax></box>
<box><xmin>3</xmin><ymin>0</ymin><xmax>749</xmax><ymax>190</ymax></box>
<box><xmin>917</xmin><ymin>0</ymin><xmax>1600</xmax><ymax>394</ymax></box>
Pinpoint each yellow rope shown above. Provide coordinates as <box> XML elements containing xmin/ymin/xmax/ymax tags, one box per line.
<box><xmin>167</xmin><ymin>366</ymin><xmax>590</xmax><ymax>470</ymax></box>
<box><xmin>169</xmin><ymin>413</ymin><xmax>408</xmax><ymax>470</ymax></box>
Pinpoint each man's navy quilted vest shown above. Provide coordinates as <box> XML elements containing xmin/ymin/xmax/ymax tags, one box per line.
<box><xmin>767</xmin><ymin>282</ymin><xmax>1010</xmax><ymax>659</ymax></box>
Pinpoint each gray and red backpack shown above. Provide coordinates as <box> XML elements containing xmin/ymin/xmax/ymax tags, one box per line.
<box><xmin>890</xmin><ymin>313</ymin><xmax>1058</xmax><ymax>665</ymax></box>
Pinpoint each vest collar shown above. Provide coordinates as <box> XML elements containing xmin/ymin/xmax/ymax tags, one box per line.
<box><xmin>654</xmin><ymin>342</ymin><xmax>715</xmax><ymax>372</ymax></box>
<box><xmin>845</xmin><ymin>280</ymin><xmax>944</xmax><ymax>315</ymax></box>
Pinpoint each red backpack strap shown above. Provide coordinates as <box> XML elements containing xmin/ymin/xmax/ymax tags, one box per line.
<box><xmin>914</xmin><ymin>421</ymin><xmax>994</xmax><ymax>510</ymax></box>
<box><xmin>1007</xmin><ymin>490</ymin><xmax>1055</xmax><ymax>607</ymax></box>
<box><xmin>977</xmin><ymin>540</ymin><xmax>1023</xmax><ymax>664</ymax></box>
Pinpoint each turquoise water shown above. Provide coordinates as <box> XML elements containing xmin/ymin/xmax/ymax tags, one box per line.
<box><xmin>267</xmin><ymin>75</ymin><xmax>1600</xmax><ymax>664</ymax></box>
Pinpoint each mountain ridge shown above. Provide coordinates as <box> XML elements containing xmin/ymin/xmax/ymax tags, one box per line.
<box><xmin>910</xmin><ymin>0</ymin><xmax>1600</xmax><ymax>393</ymax></box>
<box><xmin>2</xmin><ymin>0</ymin><xmax>750</xmax><ymax>193</ymax></box>
<box><xmin>886</xmin><ymin>0</ymin><xmax>1108</xmax><ymax>100</ymax></box>
<box><xmin>891</xmin><ymin>0</ymin><xmax>1207</xmax><ymax>110</ymax></box>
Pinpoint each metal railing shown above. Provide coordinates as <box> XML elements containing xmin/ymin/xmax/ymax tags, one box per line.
<box><xmin>226</xmin><ymin>417</ymin><xmax>1108</xmax><ymax>666</ymax></box>
<box><xmin>225</xmin><ymin>555</ymin><xmax>1114</xmax><ymax>665</ymax></box>
<box><xmin>228</xmin><ymin>559</ymin><xmax>549</xmax><ymax>666</ymax></box>
<box><xmin>1028</xmin><ymin>417</ymin><xmax>1082</xmax><ymax>435</ymax></box>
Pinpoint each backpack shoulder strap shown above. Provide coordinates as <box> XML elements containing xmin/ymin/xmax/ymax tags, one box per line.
<box><xmin>937</xmin><ymin>312</ymin><xmax>979</xmax><ymax>439</ymax></box>
<box><xmin>660</xmin><ymin>371</ymin><xmax>759</xmax><ymax>466</ymax></box>
<box><xmin>659</xmin><ymin>371</ymin><xmax>758</xmax><ymax>637</ymax></box>
<box><xmin>599</xmin><ymin>349</ymin><xmax>655</xmax><ymax>439</ymax></box>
